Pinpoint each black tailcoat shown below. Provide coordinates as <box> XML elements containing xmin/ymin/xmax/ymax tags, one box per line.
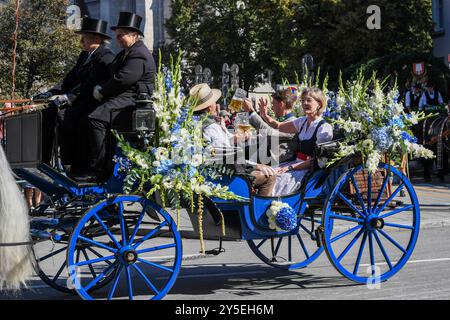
<box><xmin>50</xmin><ymin>43</ymin><xmax>115</xmax><ymax>110</ymax></box>
<box><xmin>89</xmin><ymin>40</ymin><xmax>156</xmax><ymax>123</ymax></box>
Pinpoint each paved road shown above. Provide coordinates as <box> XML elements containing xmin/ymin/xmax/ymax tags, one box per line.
<box><xmin>2</xmin><ymin>225</ymin><xmax>449</xmax><ymax>300</ymax></box>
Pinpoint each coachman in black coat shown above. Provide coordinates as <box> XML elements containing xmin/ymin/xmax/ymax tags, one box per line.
<box><xmin>83</xmin><ymin>12</ymin><xmax>156</xmax><ymax>178</ymax></box>
<box><xmin>37</xmin><ymin>18</ymin><xmax>115</xmax><ymax>169</ymax></box>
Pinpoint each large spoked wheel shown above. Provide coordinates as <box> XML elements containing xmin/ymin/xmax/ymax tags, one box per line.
<box><xmin>33</xmin><ymin>224</ymin><xmax>75</xmax><ymax>294</ymax></box>
<box><xmin>322</xmin><ymin>163</ymin><xmax>420</xmax><ymax>283</ymax></box>
<box><xmin>32</xmin><ymin>217</ymin><xmax>114</xmax><ymax>294</ymax></box>
<box><xmin>247</xmin><ymin>215</ymin><xmax>324</xmax><ymax>270</ymax></box>
<box><xmin>67</xmin><ymin>195</ymin><xmax>182</xmax><ymax>300</ymax></box>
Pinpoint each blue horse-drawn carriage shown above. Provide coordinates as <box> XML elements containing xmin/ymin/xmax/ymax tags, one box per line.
<box><xmin>0</xmin><ymin>100</ymin><xmax>420</xmax><ymax>300</ymax></box>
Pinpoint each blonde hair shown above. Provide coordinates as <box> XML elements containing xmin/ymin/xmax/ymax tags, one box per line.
<box><xmin>301</xmin><ymin>87</ymin><xmax>327</xmax><ymax>115</ymax></box>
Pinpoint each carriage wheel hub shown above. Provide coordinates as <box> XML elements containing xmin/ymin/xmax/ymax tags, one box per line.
<box><xmin>367</xmin><ymin>217</ymin><xmax>384</xmax><ymax>230</ymax></box>
<box><xmin>120</xmin><ymin>249</ymin><xmax>138</xmax><ymax>265</ymax></box>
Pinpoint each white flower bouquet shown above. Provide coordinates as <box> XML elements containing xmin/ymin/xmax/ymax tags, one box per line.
<box><xmin>113</xmin><ymin>53</ymin><xmax>245</xmax><ymax>252</ymax></box>
<box><xmin>324</xmin><ymin>72</ymin><xmax>435</xmax><ymax>172</ymax></box>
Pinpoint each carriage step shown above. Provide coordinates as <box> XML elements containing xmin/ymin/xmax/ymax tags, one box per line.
<box><xmin>31</xmin><ymin>229</ymin><xmax>62</xmax><ymax>241</ymax></box>
<box><xmin>315</xmin><ymin>226</ymin><xmax>324</xmax><ymax>248</ymax></box>
<box><xmin>31</xmin><ymin>217</ymin><xmax>59</xmax><ymax>226</ymax></box>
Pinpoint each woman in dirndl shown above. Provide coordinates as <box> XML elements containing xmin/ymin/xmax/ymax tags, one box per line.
<box><xmin>258</xmin><ymin>87</ymin><xmax>333</xmax><ymax>196</ymax></box>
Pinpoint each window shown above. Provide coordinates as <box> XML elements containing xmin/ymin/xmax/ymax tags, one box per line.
<box><xmin>433</xmin><ymin>0</ymin><xmax>445</xmax><ymax>33</ymax></box>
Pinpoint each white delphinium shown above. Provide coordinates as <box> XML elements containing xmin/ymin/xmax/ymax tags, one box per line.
<box><xmin>366</xmin><ymin>151</ymin><xmax>382</xmax><ymax>173</ymax></box>
<box><xmin>341</xmin><ymin>121</ymin><xmax>362</xmax><ymax>133</ymax></box>
<box><xmin>192</xmin><ymin>154</ymin><xmax>204</xmax><ymax>167</ymax></box>
<box><xmin>135</xmin><ymin>154</ymin><xmax>150</xmax><ymax>169</ymax></box>
<box><xmin>405</xmin><ymin>141</ymin><xmax>435</xmax><ymax>159</ymax></box>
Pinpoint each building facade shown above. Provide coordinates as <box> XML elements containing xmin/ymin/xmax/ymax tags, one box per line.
<box><xmin>432</xmin><ymin>0</ymin><xmax>450</xmax><ymax>65</ymax></box>
<box><xmin>70</xmin><ymin>0</ymin><xmax>171</xmax><ymax>52</ymax></box>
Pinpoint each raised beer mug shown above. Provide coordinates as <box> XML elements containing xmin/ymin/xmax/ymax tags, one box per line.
<box><xmin>228</xmin><ymin>88</ymin><xmax>247</xmax><ymax>113</ymax></box>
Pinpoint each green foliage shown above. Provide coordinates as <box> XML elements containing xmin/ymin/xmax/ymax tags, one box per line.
<box><xmin>0</xmin><ymin>0</ymin><xmax>80</xmax><ymax>98</ymax></box>
<box><xmin>344</xmin><ymin>52</ymin><xmax>450</xmax><ymax>100</ymax></box>
<box><xmin>166</xmin><ymin>0</ymin><xmax>302</xmax><ymax>89</ymax></box>
<box><xmin>166</xmin><ymin>0</ymin><xmax>433</xmax><ymax>89</ymax></box>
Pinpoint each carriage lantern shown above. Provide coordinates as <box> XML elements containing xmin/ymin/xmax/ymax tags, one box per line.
<box><xmin>133</xmin><ymin>93</ymin><xmax>156</xmax><ymax>133</ymax></box>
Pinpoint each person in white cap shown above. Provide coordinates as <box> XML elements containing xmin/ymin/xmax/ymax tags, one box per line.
<box><xmin>190</xmin><ymin>83</ymin><xmax>276</xmax><ymax>196</ymax></box>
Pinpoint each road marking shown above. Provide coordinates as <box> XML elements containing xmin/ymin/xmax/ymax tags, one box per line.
<box><xmin>361</xmin><ymin>257</ymin><xmax>450</xmax><ymax>267</ymax></box>
<box><xmin>174</xmin><ymin>271</ymin><xmax>267</xmax><ymax>280</ymax></box>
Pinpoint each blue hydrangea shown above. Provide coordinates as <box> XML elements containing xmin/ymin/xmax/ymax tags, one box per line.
<box><xmin>371</xmin><ymin>127</ymin><xmax>393</xmax><ymax>151</ymax></box>
<box><xmin>156</xmin><ymin>159</ymin><xmax>173</xmax><ymax>175</ymax></box>
<box><xmin>401</xmin><ymin>131</ymin><xmax>417</xmax><ymax>143</ymax></box>
<box><xmin>275</xmin><ymin>207</ymin><xmax>298</xmax><ymax>231</ymax></box>
<box><xmin>389</xmin><ymin>117</ymin><xmax>405</xmax><ymax>128</ymax></box>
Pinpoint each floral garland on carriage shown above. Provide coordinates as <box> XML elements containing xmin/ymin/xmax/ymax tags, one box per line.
<box><xmin>113</xmin><ymin>53</ymin><xmax>245</xmax><ymax>253</ymax></box>
<box><xmin>322</xmin><ymin>72</ymin><xmax>435</xmax><ymax>172</ymax></box>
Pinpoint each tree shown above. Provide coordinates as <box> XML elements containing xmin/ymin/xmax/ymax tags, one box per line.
<box><xmin>296</xmin><ymin>0</ymin><xmax>433</xmax><ymax>84</ymax></box>
<box><xmin>0</xmin><ymin>0</ymin><xmax>80</xmax><ymax>99</ymax></box>
<box><xmin>166</xmin><ymin>0</ymin><xmax>433</xmax><ymax>89</ymax></box>
<box><xmin>165</xmin><ymin>0</ymin><xmax>303</xmax><ymax>90</ymax></box>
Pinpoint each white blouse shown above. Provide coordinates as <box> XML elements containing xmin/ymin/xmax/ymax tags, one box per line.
<box><xmin>292</xmin><ymin>116</ymin><xmax>333</xmax><ymax>144</ymax></box>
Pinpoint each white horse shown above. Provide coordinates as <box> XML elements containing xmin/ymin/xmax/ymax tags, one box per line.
<box><xmin>0</xmin><ymin>145</ymin><xmax>35</xmax><ymax>292</ymax></box>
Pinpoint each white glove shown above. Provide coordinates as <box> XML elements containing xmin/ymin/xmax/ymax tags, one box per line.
<box><xmin>93</xmin><ymin>85</ymin><xmax>103</xmax><ymax>101</ymax></box>
<box><xmin>49</xmin><ymin>94</ymin><xmax>71</xmax><ymax>106</ymax></box>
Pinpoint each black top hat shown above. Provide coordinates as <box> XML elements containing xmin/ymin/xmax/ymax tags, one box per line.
<box><xmin>75</xmin><ymin>17</ymin><xmax>111</xmax><ymax>39</ymax></box>
<box><xmin>111</xmin><ymin>12</ymin><xmax>144</xmax><ymax>36</ymax></box>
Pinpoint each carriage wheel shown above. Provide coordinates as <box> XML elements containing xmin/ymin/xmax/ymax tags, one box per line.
<box><xmin>33</xmin><ymin>226</ymin><xmax>75</xmax><ymax>294</ymax></box>
<box><xmin>322</xmin><ymin>163</ymin><xmax>420</xmax><ymax>283</ymax></box>
<box><xmin>67</xmin><ymin>195</ymin><xmax>182</xmax><ymax>300</ymax></box>
<box><xmin>247</xmin><ymin>215</ymin><xmax>324</xmax><ymax>270</ymax></box>
<box><xmin>33</xmin><ymin>218</ymin><xmax>116</xmax><ymax>294</ymax></box>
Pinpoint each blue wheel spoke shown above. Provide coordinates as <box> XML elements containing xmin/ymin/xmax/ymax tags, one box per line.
<box><xmin>296</xmin><ymin>234</ymin><xmax>310</xmax><ymax>259</ymax></box>
<box><xmin>38</xmin><ymin>246</ymin><xmax>67</xmax><ymax>262</ymax></box>
<box><xmin>86</xmin><ymin>247</ymin><xmax>113</xmax><ymax>266</ymax></box>
<box><xmin>78</xmin><ymin>236</ymin><xmax>117</xmax><ymax>253</ymax></box>
<box><xmin>373</xmin><ymin>231</ymin><xmax>393</xmax><ymax>270</ymax></box>
<box><xmin>374</xmin><ymin>173</ymin><xmax>389</xmax><ymax>211</ymax></box>
<box><xmin>379</xmin><ymin>205</ymin><xmax>414</xmax><ymax>219</ymax></box>
<box><xmin>137</xmin><ymin>258</ymin><xmax>174</xmax><ymax>273</ymax></box>
<box><xmin>368</xmin><ymin>232</ymin><xmax>376</xmax><ymax>276</ymax></box>
<box><xmin>131</xmin><ymin>264</ymin><xmax>159</xmax><ymax>295</ymax></box>
<box><xmin>376</xmin><ymin>183</ymin><xmax>404</xmax><ymax>215</ymax></box>
<box><xmin>329</xmin><ymin>213</ymin><xmax>363</xmax><ymax>224</ymax></box>
<box><xmin>52</xmin><ymin>260</ymin><xmax>67</xmax><ymax>282</ymax></box>
<box><xmin>299</xmin><ymin>222</ymin><xmax>313</xmax><ymax>236</ymax></box>
<box><xmin>337</xmin><ymin>192</ymin><xmax>366</xmax><ymax>218</ymax></box>
<box><xmin>331</xmin><ymin>225</ymin><xmax>362</xmax><ymax>244</ymax></box>
<box><xmin>274</xmin><ymin>237</ymin><xmax>283</xmax><ymax>257</ymax></box>
<box><xmin>256</xmin><ymin>238</ymin><xmax>268</xmax><ymax>249</ymax></box>
<box><xmin>301</xmin><ymin>216</ymin><xmax>321</xmax><ymax>224</ymax></box>
<box><xmin>133</xmin><ymin>221</ymin><xmax>168</xmax><ymax>249</ymax></box>
<box><xmin>84</xmin><ymin>261</ymin><xmax>118</xmax><ymax>292</ymax></box>
<box><xmin>107</xmin><ymin>265</ymin><xmax>123</xmax><ymax>300</ymax></box>
<box><xmin>337</xmin><ymin>228</ymin><xmax>364</xmax><ymax>262</ymax></box>
<box><xmin>353</xmin><ymin>231</ymin><xmax>368</xmax><ymax>275</ymax></box>
<box><xmin>93</xmin><ymin>213</ymin><xmax>122</xmax><ymax>249</ymax></box>
<box><xmin>81</xmin><ymin>249</ymin><xmax>97</xmax><ymax>279</ymax></box>
<box><xmin>129</xmin><ymin>205</ymin><xmax>148</xmax><ymax>245</ymax></box>
<box><xmin>350</xmin><ymin>174</ymin><xmax>367</xmax><ymax>215</ymax></box>
<box><xmin>383</xmin><ymin>222</ymin><xmax>415</xmax><ymax>230</ymax></box>
<box><xmin>125</xmin><ymin>266</ymin><xmax>133</xmax><ymax>300</ymax></box>
<box><xmin>75</xmin><ymin>254</ymin><xmax>116</xmax><ymax>267</ymax></box>
<box><xmin>118</xmin><ymin>202</ymin><xmax>127</xmax><ymax>246</ymax></box>
<box><xmin>377</xmin><ymin>229</ymin><xmax>407</xmax><ymax>254</ymax></box>
<box><xmin>367</xmin><ymin>173</ymin><xmax>372</xmax><ymax>214</ymax></box>
<box><xmin>288</xmin><ymin>236</ymin><xmax>292</xmax><ymax>261</ymax></box>
<box><xmin>136</xmin><ymin>243</ymin><xmax>176</xmax><ymax>255</ymax></box>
